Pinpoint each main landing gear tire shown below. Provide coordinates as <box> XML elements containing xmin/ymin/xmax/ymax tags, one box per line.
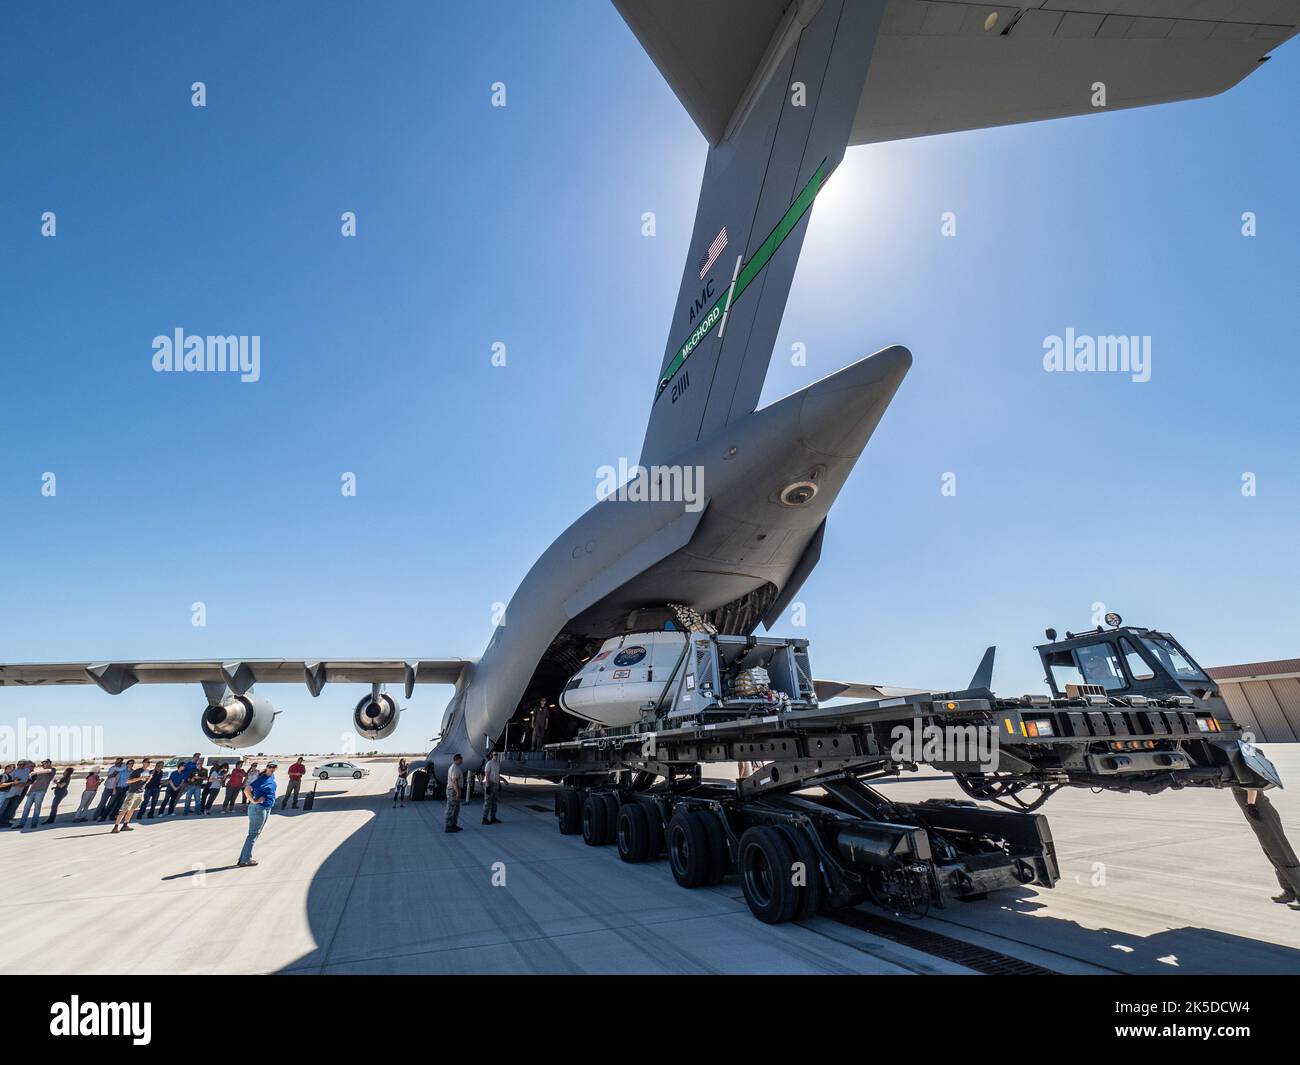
<box><xmin>557</xmin><ymin>787</ymin><xmax>581</xmax><ymax>834</ymax></box>
<box><xmin>667</xmin><ymin>811</ymin><xmax>712</xmax><ymax>888</ymax></box>
<box><xmin>776</xmin><ymin>823</ymin><xmax>823</xmax><ymax>920</ymax></box>
<box><xmin>410</xmin><ymin>769</ymin><xmax>428</xmax><ymax>802</ymax></box>
<box><xmin>738</xmin><ymin>826</ymin><xmax>800</xmax><ymax>925</ymax></box>
<box><xmin>617</xmin><ymin>803</ymin><xmax>652</xmax><ymax>863</ymax></box>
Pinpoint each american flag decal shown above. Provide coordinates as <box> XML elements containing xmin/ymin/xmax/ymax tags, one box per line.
<box><xmin>698</xmin><ymin>226</ymin><xmax>728</xmax><ymax>280</ymax></box>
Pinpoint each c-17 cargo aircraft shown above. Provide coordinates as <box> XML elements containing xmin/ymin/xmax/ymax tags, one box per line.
<box><xmin>2</xmin><ymin>1</ymin><xmax>1297</xmax><ymax>798</ymax></box>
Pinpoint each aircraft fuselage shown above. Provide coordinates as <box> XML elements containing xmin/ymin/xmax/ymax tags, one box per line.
<box><xmin>427</xmin><ymin>345</ymin><xmax>911</xmax><ymax>780</ymax></box>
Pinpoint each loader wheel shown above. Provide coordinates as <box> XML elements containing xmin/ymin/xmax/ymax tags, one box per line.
<box><xmin>557</xmin><ymin>788</ymin><xmax>582</xmax><ymax>835</ymax></box>
<box><xmin>598</xmin><ymin>793</ymin><xmax>620</xmax><ymax>844</ymax></box>
<box><xmin>667</xmin><ymin>811</ymin><xmax>711</xmax><ymax>888</ymax></box>
<box><xmin>582</xmin><ymin>794</ymin><xmax>609</xmax><ymax>845</ymax></box>
<box><xmin>777</xmin><ymin>823</ymin><xmax>824</xmax><ymax>920</ymax></box>
<box><xmin>617</xmin><ymin>803</ymin><xmax>651</xmax><ymax>863</ymax></box>
<box><xmin>645</xmin><ymin>806</ymin><xmax>666</xmax><ymax>859</ymax></box>
<box><xmin>694</xmin><ymin>810</ymin><xmax>729</xmax><ymax>885</ymax></box>
<box><xmin>738</xmin><ymin>826</ymin><xmax>800</xmax><ymax>924</ymax></box>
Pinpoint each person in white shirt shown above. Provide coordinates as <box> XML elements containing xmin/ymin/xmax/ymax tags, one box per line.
<box><xmin>94</xmin><ymin>759</ymin><xmax>124</xmax><ymax>822</ymax></box>
<box><xmin>204</xmin><ymin>765</ymin><xmax>226</xmax><ymax>814</ymax></box>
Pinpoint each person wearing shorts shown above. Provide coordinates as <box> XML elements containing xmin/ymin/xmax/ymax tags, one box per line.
<box><xmin>112</xmin><ymin>759</ymin><xmax>150</xmax><ymax>834</ymax></box>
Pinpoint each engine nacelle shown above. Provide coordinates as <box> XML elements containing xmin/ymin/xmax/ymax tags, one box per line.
<box><xmin>202</xmin><ymin>694</ymin><xmax>277</xmax><ymax>749</ymax></box>
<box><xmin>354</xmin><ymin>692</ymin><xmax>400</xmax><ymax>741</ymax></box>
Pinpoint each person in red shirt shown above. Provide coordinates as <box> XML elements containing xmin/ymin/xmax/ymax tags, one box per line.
<box><xmin>222</xmin><ymin>763</ymin><xmax>246</xmax><ymax>813</ymax></box>
<box><xmin>281</xmin><ymin>757</ymin><xmax>307</xmax><ymax>809</ymax></box>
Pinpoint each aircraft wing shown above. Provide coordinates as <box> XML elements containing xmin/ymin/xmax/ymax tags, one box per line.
<box><xmin>615</xmin><ymin>0</ymin><xmax>1299</xmax><ymax>147</ymax></box>
<box><xmin>0</xmin><ymin>659</ymin><xmax>474</xmax><ymax>699</ymax></box>
<box><xmin>813</xmin><ymin>679</ymin><xmax>928</xmax><ymax>701</ymax></box>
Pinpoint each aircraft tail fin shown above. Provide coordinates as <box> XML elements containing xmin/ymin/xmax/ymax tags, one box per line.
<box><xmin>619</xmin><ymin>0</ymin><xmax>887</xmax><ymax>465</ymax></box>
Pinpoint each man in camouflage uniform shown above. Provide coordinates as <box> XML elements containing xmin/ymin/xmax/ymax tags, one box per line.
<box><xmin>481</xmin><ymin>749</ymin><xmax>501</xmax><ymax>825</ymax></box>
<box><xmin>444</xmin><ymin>753</ymin><xmax>464</xmax><ymax>833</ymax></box>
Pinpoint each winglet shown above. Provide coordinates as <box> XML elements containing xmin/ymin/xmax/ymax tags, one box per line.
<box><xmin>968</xmin><ymin>646</ymin><xmax>996</xmax><ymax>691</ymax></box>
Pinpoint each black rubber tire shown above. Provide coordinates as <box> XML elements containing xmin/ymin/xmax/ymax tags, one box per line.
<box><xmin>318</xmin><ymin>772</ymin><xmax>329</xmax><ymax>780</ymax></box>
<box><xmin>645</xmin><ymin>805</ymin><xmax>666</xmax><ymax>859</ymax></box>
<box><xmin>353</xmin><ymin>771</ymin><xmax>362</xmax><ymax>779</ymax></box>
<box><xmin>582</xmin><ymin>794</ymin><xmax>609</xmax><ymax>846</ymax></box>
<box><xmin>616</xmin><ymin>803</ymin><xmax>651</xmax><ymax>863</ymax></box>
<box><xmin>409</xmin><ymin>769</ymin><xmax>427</xmax><ymax>802</ymax></box>
<box><xmin>557</xmin><ymin>788</ymin><xmax>581</xmax><ymax>835</ymax></box>
<box><xmin>694</xmin><ymin>810</ymin><xmax>729</xmax><ymax>885</ymax></box>
<box><xmin>598</xmin><ymin>793</ymin><xmax>620</xmax><ymax>845</ymax></box>
<box><xmin>738</xmin><ymin>826</ymin><xmax>800</xmax><ymax>924</ymax></box>
<box><xmin>777</xmin><ymin>823</ymin><xmax>824</xmax><ymax>920</ymax></box>
<box><xmin>667</xmin><ymin>810</ymin><xmax>712</xmax><ymax>888</ymax></box>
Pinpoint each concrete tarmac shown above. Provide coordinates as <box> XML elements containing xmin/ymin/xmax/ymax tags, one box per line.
<box><xmin>2</xmin><ymin>748</ymin><xmax>1298</xmax><ymax>975</ymax></box>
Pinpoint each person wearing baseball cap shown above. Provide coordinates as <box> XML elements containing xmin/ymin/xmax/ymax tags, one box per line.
<box><xmin>237</xmin><ymin>760</ymin><xmax>279</xmax><ymax>867</ymax></box>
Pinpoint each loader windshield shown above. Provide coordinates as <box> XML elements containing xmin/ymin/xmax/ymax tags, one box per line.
<box><xmin>1138</xmin><ymin>635</ymin><xmax>1208</xmax><ymax>682</ymax></box>
<box><xmin>1076</xmin><ymin>641</ymin><xmax>1126</xmax><ymax>691</ymax></box>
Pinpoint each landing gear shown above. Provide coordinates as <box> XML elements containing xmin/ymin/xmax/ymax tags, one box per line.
<box><xmin>410</xmin><ymin>768</ymin><xmax>428</xmax><ymax>802</ymax></box>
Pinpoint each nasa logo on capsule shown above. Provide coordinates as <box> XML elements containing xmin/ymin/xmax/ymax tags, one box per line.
<box><xmin>613</xmin><ymin>646</ymin><xmax>647</xmax><ymax>667</ymax></box>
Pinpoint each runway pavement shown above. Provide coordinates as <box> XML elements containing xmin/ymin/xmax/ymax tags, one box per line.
<box><xmin>2</xmin><ymin>749</ymin><xmax>1298</xmax><ymax>975</ymax></box>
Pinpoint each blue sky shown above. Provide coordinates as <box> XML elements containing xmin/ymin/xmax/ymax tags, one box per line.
<box><xmin>2</xmin><ymin>1</ymin><xmax>1297</xmax><ymax>757</ymax></box>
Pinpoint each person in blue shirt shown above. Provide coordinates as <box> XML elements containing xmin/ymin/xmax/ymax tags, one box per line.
<box><xmin>238</xmin><ymin>761</ymin><xmax>278</xmax><ymax>868</ymax></box>
<box><xmin>181</xmin><ymin>752</ymin><xmax>204</xmax><ymax>815</ymax></box>
<box><xmin>162</xmin><ymin>767</ymin><xmax>186</xmax><ymax>815</ymax></box>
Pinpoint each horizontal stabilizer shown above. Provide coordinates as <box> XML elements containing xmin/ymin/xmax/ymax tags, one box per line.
<box><xmin>814</xmin><ymin>678</ymin><xmax>927</xmax><ymax>701</ymax></box>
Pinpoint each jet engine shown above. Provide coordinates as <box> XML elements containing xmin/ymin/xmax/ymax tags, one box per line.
<box><xmin>353</xmin><ymin>691</ymin><xmax>400</xmax><ymax>741</ymax></box>
<box><xmin>201</xmin><ymin>694</ymin><xmax>277</xmax><ymax>749</ymax></box>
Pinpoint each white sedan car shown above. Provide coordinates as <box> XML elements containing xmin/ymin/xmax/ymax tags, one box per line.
<box><xmin>313</xmin><ymin>761</ymin><xmax>370</xmax><ymax>780</ymax></box>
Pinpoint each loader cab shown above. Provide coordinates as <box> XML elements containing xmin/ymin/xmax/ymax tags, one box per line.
<box><xmin>1036</xmin><ymin>625</ymin><xmax>1218</xmax><ymax>702</ymax></box>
